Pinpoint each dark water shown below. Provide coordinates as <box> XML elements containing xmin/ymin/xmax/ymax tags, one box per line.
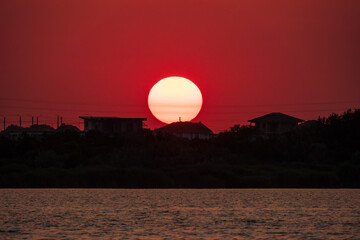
<box><xmin>1</xmin><ymin>189</ymin><xmax>359</xmax><ymax>239</ymax></box>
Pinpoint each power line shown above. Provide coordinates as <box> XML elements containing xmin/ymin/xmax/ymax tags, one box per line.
<box><xmin>0</xmin><ymin>105</ymin><xmax>143</xmax><ymax>114</ymax></box>
<box><xmin>0</xmin><ymin>97</ymin><xmax>140</xmax><ymax>107</ymax></box>
<box><xmin>0</xmin><ymin>103</ymin><xmax>358</xmax><ymax>114</ymax></box>
<box><xmin>0</xmin><ymin>97</ymin><xmax>359</xmax><ymax>108</ymax></box>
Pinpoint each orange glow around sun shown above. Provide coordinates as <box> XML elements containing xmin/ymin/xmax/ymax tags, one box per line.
<box><xmin>148</xmin><ymin>76</ymin><xmax>203</xmax><ymax>124</ymax></box>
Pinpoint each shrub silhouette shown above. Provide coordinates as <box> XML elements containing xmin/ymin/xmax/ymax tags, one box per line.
<box><xmin>0</xmin><ymin>109</ymin><xmax>359</xmax><ymax>187</ymax></box>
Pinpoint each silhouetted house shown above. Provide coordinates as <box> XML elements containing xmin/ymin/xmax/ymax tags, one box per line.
<box><xmin>156</xmin><ymin>121</ymin><xmax>213</xmax><ymax>139</ymax></box>
<box><xmin>28</xmin><ymin>124</ymin><xmax>55</xmax><ymax>134</ymax></box>
<box><xmin>248</xmin><ymin>112</ymin><xmax>304</xmax><ymax>134</ymax></box>
<box><xmin>2</xmin><ymin>124</ymin><xmax>54</xmax><ymax>138</ymax></box>
<box><xmin>2</xmin><ymin>125</ymin><xmax>25</xmax><ymax>138</ymax></box>
<box><xmin>79</xmin><ymin>116</ymin><xmax>146</xmax><ymax>135</ymax></box>
<box><xmin>56</xmin><ymin>124</ymin><xmax>80</xmax><ymax>133</ymax></box>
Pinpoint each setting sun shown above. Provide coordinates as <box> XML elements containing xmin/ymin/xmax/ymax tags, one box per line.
<box><xmin>148</xmin><ymin>76</ymin><xmax>203</xmax><ymax>124</ymax></box>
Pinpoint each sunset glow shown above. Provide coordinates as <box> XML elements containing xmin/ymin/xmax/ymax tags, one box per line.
<box><xmin>148</xmin><ymin>77</ymin><xmax>203</xmax><ymax>124</ymax></box>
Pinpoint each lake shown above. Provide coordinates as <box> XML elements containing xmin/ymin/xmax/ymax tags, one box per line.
<box><xmin>1</xmin><ymin>189</ymin><xmax>359</xmax><ymax>239</ymax></box>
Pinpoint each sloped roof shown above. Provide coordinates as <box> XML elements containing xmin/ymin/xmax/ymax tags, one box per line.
<box><xmin>248</xmin><ymin>112</ymin><xmax>304</xmax><ymax>123</ymax></box>
<box><xmin>79</xmin><ymin>116</ymin><xmax>146</xmax><ymax>121</ymax></box>
<box><xmin>4</xmin><ymin>124</ymin><xmax>54</xmax><ymax>132</ymax></box>
<box><xmin>4</xmin><ymin>125</ymin><xmax>26</xmax><ymax>132</ymax></box>
<box><xmin>56</xmin><ymin>124</ymin><xmax>80</xmax><ymax>132</ymax></box>
<box><xmin>28</xmin><ymin>124</ymin><xmax>54</xmax><ymax>132</ymax></box>
<box><xmin>157</xmin><ymin>122</ymin><xmax>213</xmax><ymax>134</ymax></box>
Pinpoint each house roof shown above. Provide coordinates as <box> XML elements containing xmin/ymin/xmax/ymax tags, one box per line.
<box><xmin>4</xmin><ymin>125</ymin><xmax>26</xmax><ymax>132</ymax></box>
<box><xmin>79</xmin><ymin>116</ymin><xmax>146</xmax><ymax>121</ymax></box>
<box><xmin>56</xmin><ymin>124</ymin><xmax>80</xmax><ymax>132</ymax></box>
<box><xmin>4</xmin><ymin>124</ymin><xmax>54</xmax><ymax>132</ymax></box>
<box><xmin>248</xmin><ymin>112</ymin><xmax>304</xmax><ymax>123</ymax></box>
<box><xmin>157</xmin><ymin>121</ymin><xmax>213</xmax><ymax>135</ymax></box>
<box><xmin>27</xmin><ymin>124</ymin><xmax>54</xmax><ymax>132</ymax></box>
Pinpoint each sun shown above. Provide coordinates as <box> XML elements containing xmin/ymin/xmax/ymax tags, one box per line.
<box><xmin>148</xmin><ymin>76</ymin><xmax>203</xmax><ymax>124</ymax></box>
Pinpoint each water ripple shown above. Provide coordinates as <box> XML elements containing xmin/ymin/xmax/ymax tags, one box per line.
<box><xmin>0</xmin><ymin>189</ymin><xmax>360</xmax><ymax>239</ymax></box>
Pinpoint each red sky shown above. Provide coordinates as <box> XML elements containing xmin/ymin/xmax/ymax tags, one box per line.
<box><xmin>1</xmin><ymin>0</ymin><xmax>360</xmax><ymax>132</ymax></box>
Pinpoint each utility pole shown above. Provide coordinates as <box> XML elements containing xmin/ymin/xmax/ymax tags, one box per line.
<box><xmin>19</xmin><ymin>116</ymin><xmax>21</xmax><ymax>127</ymax></box>
<box><xmin>32</xmin><ymin>116</ymin><xmax>34</xmax><ymax>126</ymax></box>
<box><xmin>60</xmin><ymin>116</ymin><xmax>63</xmax><ymax>125</ymax></box>
<box><xmin>3</xmin><ymin>117</ymin><xmax>5</xmax><ymax>131</ymax></box>
<box><xmin>57</xmin><ymin>116</ymin><xmax>59</xmax><ymax>128</ymax></box>
<box><xmin>36</xmin><ymin>117</ymin><xmax>38</xmax><ymax>125</ymax></box>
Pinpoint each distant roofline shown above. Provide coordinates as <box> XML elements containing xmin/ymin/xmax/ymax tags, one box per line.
<box><xmin>248</xmin><ymin>112</ymin><xmax>304</xmax><ymax>123</ymax></box>
<box><xmin>4</xmin><ymin>124</ymin><xmax>55</xmax><ymax>132</ymax></box>
<box><xmin>157</xmin><ymin>121</ymin><xmax>213</xmax><ymax>134</ymax></box>
<box><xmin>79</xmin><ymin>116</ymin><xmax>147</xmax><ymax>121</ymax></box>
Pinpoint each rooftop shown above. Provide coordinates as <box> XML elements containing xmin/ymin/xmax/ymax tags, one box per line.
<box><xmin>157</xmin><ymin>121</ymin><xmax>213</xmax><ymax>134</ymax></box>
<box><xmin>56</xmin><ymin>124</ymin><xmax>80</xmax><ymax>132</ymax></box>
<box><xmin>4</xmin><ymin>124</ymin><xmax>54</xmax><ymax>132</ymax></box>
<box><xmin>248</xmin><ymin>112</ymin><xmax>304</xmax><ymax>123</ymax></box>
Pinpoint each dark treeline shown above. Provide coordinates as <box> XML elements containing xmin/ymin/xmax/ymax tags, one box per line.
<box><xmin>0</xmin><ymin>109</ymin><xmax>359</xmax><ymax>188</ymax></box>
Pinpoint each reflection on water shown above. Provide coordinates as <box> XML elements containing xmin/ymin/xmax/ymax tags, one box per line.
<box><xmin>1</xmin><ymin>189</ymin><xmax>360</xmax><ymax>239</ymax></box>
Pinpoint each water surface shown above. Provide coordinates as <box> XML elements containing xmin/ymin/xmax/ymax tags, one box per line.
<box><xmin>1</xmin><ymin>189</ymin><xmax>359</xmax><ymax>239</ymax></box>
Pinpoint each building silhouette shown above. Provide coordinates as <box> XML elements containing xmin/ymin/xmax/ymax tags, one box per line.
<box><xmin>56</xmin><ymin>124</ymin><xmax>81</xmax><ymax>133</ymax></box>
<box><xmin>249</xmin><ymin>112</ymin><xmax>304</xmax><ymax>134</ymax></box>
<box><xmin>2</xmin><ymin>124</ymin><xmax>55</xmax><ymax>138</ymax></box>
<box><xmin>156</xmin><ymin>121</ymin><xmax>213</xmax><ymax>139</ymax></box>
<box><xmin>79</xmin><ymin>116</ymin><xmax>146</xmax><ymax>135</ymax></box>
